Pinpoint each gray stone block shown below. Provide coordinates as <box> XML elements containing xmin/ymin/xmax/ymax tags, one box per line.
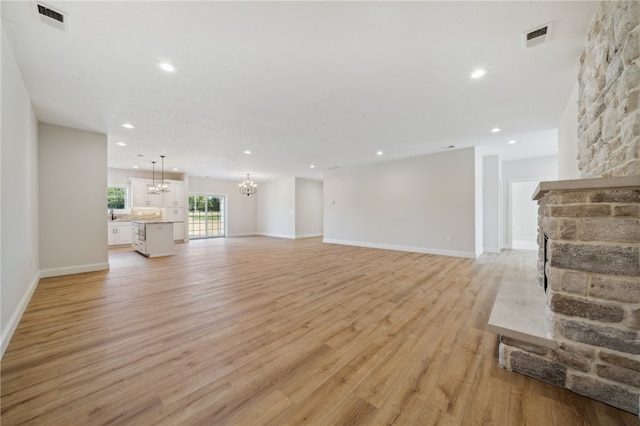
<box><xmin>577</xmin><ymin>218</ymin><xmax>640</xmax><ymax>243</ymax></box>
<box><xmin>546</xmin><ymin>191</ymin><xmax>589</xmax><ymax>205</ymax></box>
<box><xmin>597</xmin><ymin>364</ymin><xmax>640</xmax><ymax>388</ymax></box>
<box><xmin>541</xmin><ymin>217</ymin><xmax>559</xmax><ymax>239</ymax></box>
<box><xmin>549</xmin><ymin>242</ymin><xmax>640</xmax><ymax>276</ymax></box>
<box><xmin>621</xmin><ymin>112</ymin><xmax>640</xmax><ymax>148</ymax></box>
<box><xmin>590</xmin><ymin>276</ymin><xmax>640</xmax><ymax>303</ymax></box>
<box><xmin>589</xmin><ymin>189</ymin><xmax>640</xmax><ymax>203</ymax></box>
<box><xmin>559</xmin><ymin>219</ymin><xmax>577</xmax><ymax>240</ymax></box>
<box><xmin>559</xmin><ymin>318</ymin><xmax>640</xmax><ymax>354</ymax></box>
<box><xmin>546</xmin><ymin>267</ymin><xmax>561</xmax><ymax>291</ymax></box>
<box><xmin>550</xmin><ymin>293</ymin><xmax>624</xmax><ymax>323</ymax></box>
<box><xmin>500</xmin><ymin>336</ymin><xmax>548</xmax><ymax>356</ymax></box>
<box><xmin>569</xmin><ymin>373</ymin><xmax>640</xmax><ymax>414</ymax></box>
<box><xmin>600</xmin><ymin>351</ymin><xmax>640</xmax><ymax>372</ymax></box>
<box><xmin>561</xmin><ymin>271</ymin><xmax>588</xmax><ymax>296</ymax></box>
<box><xmin>623</xmin><ymin>28</ymin><xmax>640</xmax><ymax>66</ymax></box>
<box><xmin>549</xmin><ymin>204</ymin><xmax>611</xmax><ymax>218</ymax></box>
<box><xmin>510</xmin><ymin>350</ymin><xmax>567</xmax><ymax>387</ymax></box>
<box><xmin>552</xmin><ymin>349</ymin><xmax>592</xmax><ymax>373</ymax></box>
<box><xmin>559</xmin><ymin>341</ymin><xmax>596</xmax><ymax>358</ymax></box>
<box><xmin>613</xmin><ymin>205</ymin><xmax>640</xmax><ymax>217</ymax></box>
<box><xmin>629</xmin><ymin>308</ymin><xmax>640</xmax><ymax>330</ymax></box>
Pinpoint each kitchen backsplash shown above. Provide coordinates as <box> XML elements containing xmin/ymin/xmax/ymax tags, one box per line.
<box><xmin>108</xmin><ymin>207</ymin><xmax>162</xmax><ymax>221</ymax></box>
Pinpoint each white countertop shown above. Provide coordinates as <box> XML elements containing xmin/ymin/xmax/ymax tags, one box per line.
<box><xmin>131</xmin><ymin>220</ymin><xmax>176</xmax><ymax>224</ymax></box>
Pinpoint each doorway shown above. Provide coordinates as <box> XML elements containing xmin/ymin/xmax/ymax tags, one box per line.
<box><xmin>188</xmin><ymin>195</ymin><xmax>225</xmax><ymax>239</ymax></box>
<box><xmin>509</xmin><ymin>180</ymin><xmax>539</xmax><ymax>250</ymax></box>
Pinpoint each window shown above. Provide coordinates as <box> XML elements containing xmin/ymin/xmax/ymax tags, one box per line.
<box><xmin>189</xmin><ymin>195</ymin><xmax>225</xmax><ymax>238</ymax></box>
<box><xmin>107</xmin><ymin>187</ymin><xmax>126</xmax><ymax>210</ymax></box>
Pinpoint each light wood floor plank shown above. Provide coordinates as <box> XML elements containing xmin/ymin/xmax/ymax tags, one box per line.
<box><xmin>1</xmin><ymin>237</ymin><xmax>637</xmax><ymax>425</ymax></box>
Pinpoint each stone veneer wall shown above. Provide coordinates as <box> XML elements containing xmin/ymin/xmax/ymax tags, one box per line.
<box><xmin>577</xmin><ymin>1</ymin><xmax>640</xmax><ymax>177</ymax></box>
<box><xmin>500</xmin><ymin>185</ymin><xmax>640</xmax><ymax>415</ymax></box>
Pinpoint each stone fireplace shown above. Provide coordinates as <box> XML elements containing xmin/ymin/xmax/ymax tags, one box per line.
<box><xmin>489</xmin><ymin>0</ymin><xmax>640</xmax><ymax>416</ymax></box>
<box><xmin>495</xmin><ymin>176</ymin><xmax>640</xmax><ymax>415</ymax></box>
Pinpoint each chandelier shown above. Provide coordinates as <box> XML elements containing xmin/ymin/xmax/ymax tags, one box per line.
<box><xmin>146</xmin><ymin>161</ymin><xmax>160</xmax><ymax>194</ymax></box>
<box><xmin>238</xmin><ymin>173</ymin><xmax>257</xmax><ymax>196</ymax></box>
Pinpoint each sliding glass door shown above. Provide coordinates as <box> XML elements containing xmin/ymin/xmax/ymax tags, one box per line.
<box><xmin>188</xmin><ymin>195</ymin><xmax>225</xmax><ymax>239</ymax></box>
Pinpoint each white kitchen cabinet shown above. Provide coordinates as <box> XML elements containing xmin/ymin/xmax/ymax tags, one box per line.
<box><xmin>164</xmin><ymin>207</ymin><xmax>185</xmax><ymax>222</ymax></box>
<box><xmin>108</xmin><ymin>221</ymin><xmax>132</xmax><ymax>246</ymax></box>
<box><xmin>173</xmin><ymin>222</ymin><xmax>185</xmax><ymax>241</ymax></box>
<box><xmin>164</xmin><ymin>207</ymin><xmax>185</xmax><ymax>241</ymax></box>
<box><xmin>130</xmin><ymin>179</ymin><xmax>163</xmax><ymax>208</ymax></box>
<box><xmin>163</xmin><ymin>181</ymin><xmax>185</xmax><ymax>208</ymax></box>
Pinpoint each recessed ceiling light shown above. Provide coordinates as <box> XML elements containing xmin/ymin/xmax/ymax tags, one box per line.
<box><xmin>116</xmin><ymin>142</ymin><xmax>126</xmax><ymax>146</ymax></box>
<box><xmin>491</xmin><ymin>128</ymin><xmax>501</xmax><ymax>133</ymax></box>
<box><xmin>310</xmin><ymin>165</ymin><xmax>315</xmax><ymax>169</ymax></box>
<box><xmin>244</xmin><ymin>150</ymin><xmax>251</xmax><ymax>155</ymax></box>
<box><xmin>508</xmin><ymin>140</ymin><xmax>517</xmax><ymax>145</ymax></box>
<box><xmin>132</xmin><ymin>165</ymin><xmax>139</xmax><ymax>169</ymax></box>
<box><xmin>122</xmin><ymin>123</ymin><xmax>134</xmax><ymax>129</ymax></box>
<box><xmin>173</xmin><ymin>168</ymin><xmax>179</xmax><ymax>171</ymax></box>
<box><xmin>377</xmin><ymin>151</ymin><xmax>383</xmax><ymax>156</ymax></box>
<box><xmin>471</xmin><ymin>69</ymin><xmax>486</xmax><ymax>79</ymax></box>
<box><xmin>159</xmin><ymin>62</ymin><xmax>176</xmax><ymax>73</ymax></box>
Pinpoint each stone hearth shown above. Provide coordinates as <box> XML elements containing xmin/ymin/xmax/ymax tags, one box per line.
<box><xmin>491</xmin><ymin>176</ymin><xmax>640</xmax><ymax>416</ymax></box>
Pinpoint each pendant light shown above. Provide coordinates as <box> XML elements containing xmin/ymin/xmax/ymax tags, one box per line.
<box><xmin>147</xmin><ymin>161</ymin><xmax>160</xmax><ymax>194</ymax></box>
<box><xmin>156</xmin><ymin>155</ymin><xmax>170</xmax><ymax>192</ymax></box>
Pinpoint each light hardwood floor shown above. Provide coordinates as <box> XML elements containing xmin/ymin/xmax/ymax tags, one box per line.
<box><xmin>2</xmin><ymin>237</ymin><xmax>638</xmax><ymax>425</ymax></box>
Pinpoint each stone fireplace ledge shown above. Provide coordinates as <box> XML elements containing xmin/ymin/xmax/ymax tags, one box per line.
<box><xmin>488</xmin><ymin>277</ymin><xmax>557</xmax><ymax>349</ymax></box>
<box><xmin>533</xmin><ymin>175</ymin><xmax>640</xmax><ymax>200</ymax></box>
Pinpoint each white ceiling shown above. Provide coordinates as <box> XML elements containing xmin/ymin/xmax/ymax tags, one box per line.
<box><xmin>2</xmin><ymin>1</ymin><xmax>597</xmax><ymax>181</ymax></box>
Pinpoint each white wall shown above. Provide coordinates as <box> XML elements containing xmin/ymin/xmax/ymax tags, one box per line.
<box><xmin>39</xmin><ymin>123</ymin><xmax>109</xmax><ymax>276</ymax></box>
<box><xmin>511</xmin><ymin>181</ymin><xmax>540</xmax><ymax>250</ymax></box>
<box><xmin>558</xmin><ymin>83</ymin><xmax>580</xmax><ymax>180</ymax></box>
<box><xmin>1</xmin><ymin>25</ymin><xmax>40</xmax><ymax>356</ymax></box>
<box><xmin>501</xmin><ymin>156</ymin><xmax>557</xmax><ymax>248</ymax></box>
<box><xmin>474</xmin><ymin>150</ymin><xmax>483</xmax><ymax>257</ymax></box>
<box><xmin>295</xmin><ymin>178</ymin><xmax>323</xmax><ymax>238</ymax></box>
<box><xmin>257</xmin><ymin>177</ymin><xmax>296</xmax><ymax>239</ymax></box>
<box><xmin>189</xmin><ymin>176</ymin><xmax>257</xmax><ymax>237</ymax></box>
<box><xmin>483</xmin><ymin>155</ymin><xmax>501</xmax><ymax>253</ymax></box>
<box><xmin>324</xmin><ymin>148</ymin><xmax>478</xmax><ymax>258</ymax></box>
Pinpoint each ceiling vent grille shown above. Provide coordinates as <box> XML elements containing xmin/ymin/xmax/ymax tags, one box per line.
<box><xmin>522</xmin><ymin>22</ymin><xmax>553</xmax><ymax>49</ymax></box>
<box><xmin>34</xmin><ymin>2</ymin><xmax>69</xmax><ymax>33</ymax></box>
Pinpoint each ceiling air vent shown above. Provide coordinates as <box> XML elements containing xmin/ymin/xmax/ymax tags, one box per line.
<box><xmin>34</xmin><ymin>2</ymin><xmax>69</xmax><ymax>33</ymax></box>
<box><xmin>522</xmin><ymin>22</ymin><xmax>553</xmax><ymax>49</ymax></box>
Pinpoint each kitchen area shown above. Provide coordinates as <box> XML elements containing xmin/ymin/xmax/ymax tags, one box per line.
<box><xmin>108</xmin><ymin>174</ymin><xmax>187</xmax><ymax>258</ymax></box>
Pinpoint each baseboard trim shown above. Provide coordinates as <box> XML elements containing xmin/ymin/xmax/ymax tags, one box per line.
<box><xmin>1</xmin><ymin>271</ymin><xmax>41</xmax><ymax>358</ymax></box>
<box><xmin>40</xmin><ymin>262</ymin><xmax>110</xmax><ymax>279</ymax></box>
<box><xmin>256</xmin><ymin>233</ymin><xmax>295</xmax><ymax>239</ymax></box>
<box><xmin>295</xmin><ymin>233</ymin><xmax>323</xmax><ymax>239</ymax></box>
<box><xmin>322</xmin><ymin>239</ymin><xmax>476</xmax><ymax>259</ymax></box>
<box><xmin>226</xmin><ymin>232</ymin><xmax>257</xmax><ymax>237</ymax></box>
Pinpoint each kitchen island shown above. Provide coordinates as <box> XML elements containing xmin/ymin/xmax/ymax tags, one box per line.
<box><xmin>132</xmin><ymin>221</ymin><xmax>174</xmax><ymax>258</ymax></box>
